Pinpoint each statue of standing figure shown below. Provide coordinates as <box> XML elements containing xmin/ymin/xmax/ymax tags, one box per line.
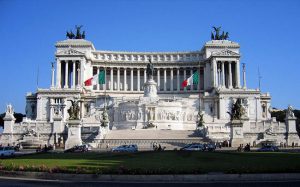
<box><xmin>146</xmin><ymin>59</ymin><xmax>155</xmax><ymax>79</ymax></box>
<box><xmin>6</xmin><ymin>104</ymin><xmax>14</xmax><ymax>115</ymax></box>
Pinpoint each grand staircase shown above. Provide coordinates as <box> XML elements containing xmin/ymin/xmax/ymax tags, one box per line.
<box><xmin>96</xmin><ymin>129</ymin><xmax>207</xmax><ymax>150</ymax></box>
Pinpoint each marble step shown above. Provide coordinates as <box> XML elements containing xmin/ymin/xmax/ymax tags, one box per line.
<box><xmin>104</xmin><ymin>129</ymin><xmax>201</xmax><ymax>140</ymax></box>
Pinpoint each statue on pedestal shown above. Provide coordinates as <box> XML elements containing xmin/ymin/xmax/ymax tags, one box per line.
<box><xmin>146</xmin><ymin>59</ymin><xmax>155</xmax><ymax>79</ymax></box>
<box><xmin>101</xmin><ymin>107</ymin><xmax>110</xmax><ymax>127</ymax></box>
<box><xmin>6</xmin><ymin>104</ymin><xmax>14</xmax><ymax>115</ymax></box>
<box><xmin>66</xmin><ymin>25</ymin><xmax>86</xmax><ymax>39</ymax></box>
<box><xmin>144</xmin><ymin>60</ymin><xmax>158</xmax><ymax>98</ymax></box>
<box><xmin>211</xmin><ymin>26</ymin><xmax>229</xmax><ymax>40</ymax></box>
<box><xmin>286</xmin><ymin>105</ymin><xmax>295</xmax><ymax>118</ymax></box>
<box><xmin>227</xmin><ymin>98</ymin><xmax>246</xmax><ymax>121</ymax></box>
<box><xmin>196</xmin><ymin>111</ymin><xmax>204</xmax><ymax>127</ymax></box>
<box><xmin>67</xmin><ymin>100</ymin><xmax>82</xmax><ymax>120</ymax></box>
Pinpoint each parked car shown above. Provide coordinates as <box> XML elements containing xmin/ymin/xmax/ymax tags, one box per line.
<box><xmin>204</xmin><ymin>143</ymin><xmax>216</xmax><ymax>151</ymax></box>
<box><xmin>181</xmin><ymin>144</ymin><xmax>205</xmax><ymax>151</ymax></box>
<box><xmin>82</xmin><ymin>144</ymin><xmax>92</xmax><ymax>151</ymax></box>
<box><xmin>180</xmin><ymin>143</ymin><xmax>199</xmax><ymax>150</ymax></box>
<box><xmin>112</xmin><ymin>144</ymin><xmax>138</xmax><ymax>152</ymax></box>
<box><xmin>64</xmin><ymin>145</ymin><xmax>89</xmax><ymax>153</ymax></box>
<box><xmin>0</xmin><ymin>146</ymin><xmax>15</xmax><ymax>157</ymax></box>
<box><xmin>257</xmin><ymin>145</ymin><xmax>279</xmax><ymax>152</ymax></box>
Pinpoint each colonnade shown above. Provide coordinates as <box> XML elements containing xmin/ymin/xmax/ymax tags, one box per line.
<box><xmin>54</xmin><ymin>59</ymin><xmax>241</xmax><ymax>91</ymax></box>
<box><xmin>92</xmin><ymin>67</ymin><xmax>202</xmax><ymax>92</ymax></box>
<box><xmin>56</xmin><ymin>60</ymin><xmax>80</xmax><ymax>88</ymax></box>
<box><xmin>214</xmin><ymin>60</ymin><xmax>240</xmax><ymax>88</ymax></box>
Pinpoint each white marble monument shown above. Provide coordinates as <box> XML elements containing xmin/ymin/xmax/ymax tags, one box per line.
<box><xmin>1</xmin><ymin>27</ymin><xmax>299</xmax><ymax>148</ymax></box>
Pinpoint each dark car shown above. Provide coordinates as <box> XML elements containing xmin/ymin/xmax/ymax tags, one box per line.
<box><xmin>181</xmin><ymin>144</ymin><xmax>205</xmax><ymax>151</ymax></box>
<box><xmin>204</xmin><ymin>143</ymin><xmax>216</xmax><ymax>151</ymax></box>
<box><xmin>257</xmin><ymin>145</ymin><xmax>279</xmax><ymax>152</ymax></box>
<box><xmin>180</xmin><ymin>143</ymin><xmax>199</xmax><ymax>150</ymax></box>
<box><xmin>64</xmin><ymin>145</ymin><xmax>88</xmax><ymax>153</ymax></box>
<box><xmin>112</xmin><ymin>144</ymin><xmax>138</xmax><ymax>153</ymax></box>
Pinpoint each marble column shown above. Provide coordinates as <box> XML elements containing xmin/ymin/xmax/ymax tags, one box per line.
<box><xmin>242</xmin><ymin>63</ymin><xmax>247</xmax><ymax>89</ymax></box>
<box><xmin>72</xmin><ymin>61</ymin><xmax>76</xmax><ymax>88</ymax></box>
<box><xmin>157</xmin><ymin>68</ymin><xmax>160</xmax><ymax>90</ymax></box>
<box><xmin>236</xmin><ymin>60</ymin><xmax>241</xmax><ymax>88</ymax></box>
<box><xmin>164</xmin><ymin>68</ymin><xmax>167</xmax><ymax>91</ymax></box>
<box><xmin>96</xmin><ymin>67</ymin><xmax>100</xmax><ymax>90</ymax></box>
<box><xmin>228</xmin><ymin>62</ymin><xmax>232</xmax><ymax>88</ymax></box>
<box><xmin>144</xmin><ymin>68</ymin><xmax>147</xmax><ymax>83</ymax></box>
<box><xmin>64</xmin><ymin>61</ymin><xmax>69</xmax><ymax>88</ymax></box>
<box><xmin>110</xmin><ymin>68</ymin><xmax>113</xmax><ymax>91</ymax></box>
<box><xmin>80</xmin><ymin>60</ymin><xmax>85</xmax><ymax>88</ymax></box>
<box><xmin>212</xmin><ymin>58</ymin><xmax>217</xmax><ymax>87</ymax></box>
<box><xmin>177</xmin><ymin>68</ymin><xmax>180</xmax><ymax>91</ymax></box>
<box><xmin>56</xmin><ymin>60</ymin><xmax>61</xmax><ymax>88</ymax></box>
<box><xmin>183</xmin><ymin>68</ymin><xmax>186</xmax><ymax>91</ymax></box>
<box><xmin>137</xmin><ymin>68</ymin><xmax>140</xmax><ymax>91</ymax></box>
<box><xmin>117</xmin><ymin>67</ymin><xmax>120</xmax><ymax>91</ymax></box>
<box><xmin>49</xmin><ymin>98</ymin><xmax>54</xmax><ymax>123</ymax></box>
<box><xmin>77</xmin><ymin>67</ymin><xmax>80</xmax><ymax>88</ymax></box>
<box><xmin>190</xmin><ymin>69</ymin><xmax>193</xmax><ymax>91</ymax></box>
<box><xmin>221</xmin><ymin>61</ymin><xmax>225</xmax><ymax>87</ymax></box>
<box><xmin>130</xmin><ymin>68</ymin><xmax>133</xmax><ymax>91</ymax></box>
<box><xmin>51</xmin><ymin>62</ymin><xmax>55</xmax><ymax>88</ymax></box>
<box><xmin>217</xmin><ymin>67</ymin><xmax>221</xmax><ymax>87</ymax></box>
<box><xmin>170</xmin><ymin>68</ymin><xmax>174</xmax><ymax>91</ymax></box>
<box><xmin>124</xmin><ymin>68</ymin><xmax>127</xmax><ymax>91</ymax></box>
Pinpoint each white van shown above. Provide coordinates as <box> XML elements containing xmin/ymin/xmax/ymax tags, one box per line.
<box><xmin>0</xmin><ymin>146</ymin><xmax>15</xmax><ymax>157</ymax></box>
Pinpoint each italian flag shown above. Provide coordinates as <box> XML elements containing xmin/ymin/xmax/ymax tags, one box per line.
<box><xmin>181</xmin><ymin>71</ymin><xmax>199</xmax><ymax>88</ymax></box>
<box><xmin>84</xmin><ymin>70</ymin><xmax>106</xmax><ymax>86</ymax></box>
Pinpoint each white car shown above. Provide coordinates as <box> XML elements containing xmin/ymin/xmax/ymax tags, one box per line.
<box><xmin>0</xmin><ymin>146</ymin><xmax>15</xmax><ymax>157</ymax></box>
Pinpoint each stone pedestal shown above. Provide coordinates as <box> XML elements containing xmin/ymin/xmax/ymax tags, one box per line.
<box><xmin>286</xmin><ymin>117</ymin><xmax>299</xmax><ymax>146</ymax></box>
<box><xmin>52</xmin><ymin>116</ymin><xmax>64</xmax><ymax>134</ymax></box>
<box><xmin>52</xmin><ymin>116</ymin><xmax>64</xmax><ymax>146</ymax></box>
<box><xmin>65</xmin><ymin>120</ymin><xmax>82</xmax><ymax>150</ymax></box>
<box><xmin>3</xmin><ymin>114</ymin><xmax>15</xmax><ymax>134</ymax></box>
<box><xmin>230</xmin><ymin>120</ymin><xmax>244</xmax><ymax>147</ymax></box>
<box><xmin>144</xmin><ymin>77</ymin><xmax>157</xmax><ymax>97</ymax></box>
<box><xmin>95</xmin><ymin>125</ymin><xmax>109</xmax><ymax>139</ymax></box>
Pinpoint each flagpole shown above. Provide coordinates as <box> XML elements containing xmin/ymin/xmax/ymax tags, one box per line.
<box><xmin>36</xmin><ymin>64</ymin><xmax>39</xmax><ymax>90</ymax></box>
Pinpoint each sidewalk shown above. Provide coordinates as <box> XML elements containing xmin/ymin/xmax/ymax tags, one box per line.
<box><xmin>0</xmin><ymin>171</ymin><xmax>300</xmax><ymax>182</ymax></box>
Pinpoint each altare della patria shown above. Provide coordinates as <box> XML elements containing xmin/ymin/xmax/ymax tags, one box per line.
<box><xmin>1</xmin><ymin>26</ymin><xmax>299</xmax><ymax>149</ymax></box>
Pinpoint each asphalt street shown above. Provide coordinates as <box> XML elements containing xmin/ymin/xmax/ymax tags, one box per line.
<box><xmin>0</xmin><ymin>178</ymin><xmax>300</xmax><ymax>187</ymax></box>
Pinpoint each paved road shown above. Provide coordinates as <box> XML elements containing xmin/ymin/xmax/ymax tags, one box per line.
<box><xmin>0</xmin><ymin>178</ymin><xmax>300</xmax><ymax>187</ymax></box>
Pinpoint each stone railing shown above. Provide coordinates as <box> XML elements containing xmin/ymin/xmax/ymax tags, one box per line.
<box><xmin>92</xmin><ymin>138</ymin><xmax>207</xmax><ymax>150</ymax></box>
<box><xmin>92</xmin><ymin>51</ymin><xmax>203</xmax><ymax>63</ymax></box>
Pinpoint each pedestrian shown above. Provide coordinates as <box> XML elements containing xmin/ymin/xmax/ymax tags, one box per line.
<box><xmin>158</xmin><ymin>144</ymin><xmax>162</xmax><ymax>151</ymax></box>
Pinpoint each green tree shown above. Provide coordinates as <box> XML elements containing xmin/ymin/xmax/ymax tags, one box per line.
<box><xmin>0</xmin><ymin>112</ymin><xmax>25</xmax><ymax>127</ymax></box>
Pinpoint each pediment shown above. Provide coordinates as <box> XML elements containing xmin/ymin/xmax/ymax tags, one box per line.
<box><xmin>56</xmin><ymin>48</ymin><xmax>85</xmax><ymax>56</ymax></box>
<box><xmin>212</xmin><ymin>49</ymin><xmax>239</xmax><ymax>57</ymax></box>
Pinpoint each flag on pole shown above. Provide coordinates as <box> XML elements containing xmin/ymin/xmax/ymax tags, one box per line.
<box><xmin>84</xmin><ymin>70</ymin><xmax>106</xmax><ymax>86</ymax></box>
<box><xmin>99</xmin><ymin>70</ymin><xmax>105</xmax><ymax>84</ymax></box>
<box><xmin>181</xmin><ymin>71</ymin><xmax>199</xmax><ymax>88</ymax></box>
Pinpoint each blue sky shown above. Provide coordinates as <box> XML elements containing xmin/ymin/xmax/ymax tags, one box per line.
<box><xmin>0</xmin><ymin>0</ymin><xmax>299</xmax><ymax>113</ymax></box>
